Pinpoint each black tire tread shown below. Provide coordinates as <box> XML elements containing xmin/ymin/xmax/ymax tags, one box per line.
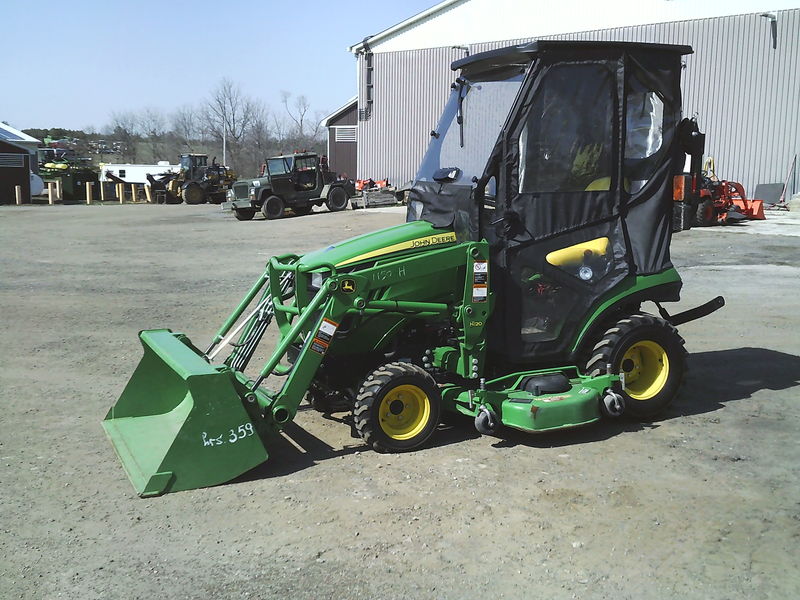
<box><xmin>694</xmin><ymin>198</ymin><xmax>715</xmax><ymax>227</ymax></box>
<box><xmin>262</xmin><ymin>195</ymin><xmax>284</xmax><ymax>220</ymax></box>
<box><xmin>325</xmin><ymin>187</ymin><xmax>349</xmax><ymax>212</ymax></box>
<box><xmin>182</xmin><ymin>184</ymin><xmax>205</xmax><ymax>205</ymax></box>
<box><xmin>353</xmin><ymin>361</ymin><xmax>438</xmax><ymax>453</ymax></box>
<box><xmin>234</xmin><ymin>208</ymin><xmax>255</xmax><ymax>221</ymax></box>
<box><xmin>585</xmin><ymin>312</ymin><xmax>687</xmax><ymax>419</ymax></box>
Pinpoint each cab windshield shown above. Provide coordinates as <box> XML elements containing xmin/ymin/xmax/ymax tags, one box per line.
<box><xmin>267</xmin><ymin>157</ymin><xmax>292</xmax><ymax>176</ymax></box>
<box><xmin>415</xmin><ymin>71</ymin><xmax>525</xmax><ymax>184</ymax></box>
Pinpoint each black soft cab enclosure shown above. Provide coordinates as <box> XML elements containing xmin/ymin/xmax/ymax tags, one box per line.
<box><xmin>406</xmin><ymin>41</ymin><xmax>693</xmax><ymax>363</ymax></box>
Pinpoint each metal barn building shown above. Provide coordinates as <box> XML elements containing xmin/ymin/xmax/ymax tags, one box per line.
<box><xmin>348</xmin><ymin>0</ymin><xmax>800</xmax><ymax>196</ymax></box>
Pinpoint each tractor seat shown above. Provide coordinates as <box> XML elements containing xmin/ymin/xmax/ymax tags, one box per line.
<box><xmin>519</xmin><ymin>373</ymin><xmax>571</xmax><ymax>396</ymax></box>
<box><xmin>585</xmin><ymin>177</ymin><xmax>632</xmax><ymax>193</ymax></box>
<box><xmin>585</xmin><ymin>177</ymin><xmax>611</xmax><ymax>191</ymax></box>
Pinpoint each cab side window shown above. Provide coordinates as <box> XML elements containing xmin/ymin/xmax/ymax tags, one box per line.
<box><xmin>624</xmin><ymin>77</ymin><xmax>672</xmax><ymax>193</ymax></box>
<box><xmin>519</xmin><ymin>63</ymin><xmax>615</xmax><ymax>193</ymax></box>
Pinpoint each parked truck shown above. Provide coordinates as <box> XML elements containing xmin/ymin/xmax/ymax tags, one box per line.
<box><xmin>222</xmin><ymin>152</ymin><xmax>354</xmax><ymax>220</ymax></box>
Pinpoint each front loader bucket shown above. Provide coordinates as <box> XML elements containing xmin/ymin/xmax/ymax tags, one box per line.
<box><xmin>102</xmin><ymin>329</ymin><xmax>269</xmax><ymax>497</ymax></box>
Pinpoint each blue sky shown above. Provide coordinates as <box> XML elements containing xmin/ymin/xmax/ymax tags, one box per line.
<box><xmin>0</xmin><ymin>0</ymin><xmax>435</xmax><ymax>131</ymax></box>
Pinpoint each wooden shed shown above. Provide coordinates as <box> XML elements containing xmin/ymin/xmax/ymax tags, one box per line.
<box><xmin>323</xmin><ymin>97</ymin><xmax>357</xmax><ymax>180</ymax></box>
<box><xmin>0</xmin><ymin>139</ymin><xmax>32</xmax><ymax>204</ymax></box>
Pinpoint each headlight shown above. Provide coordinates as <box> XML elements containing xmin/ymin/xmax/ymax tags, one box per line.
<box><xmin>226</xmin><ymin>189</ymin><xmax>234</xmax><ymax>200</ymax></box>
<box><xmin>248</xmin><ymin>187</ymin><xmax>256</xmax><ymax>200</ymax></box>
<box><xmin>310</xmin><ymin>272</ymin><xmax>325</xmax><ymax>290</ymax></box>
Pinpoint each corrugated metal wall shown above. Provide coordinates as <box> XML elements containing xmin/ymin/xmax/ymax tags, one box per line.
<box><xmin>357</xmin><ymin>9</ymin><xmax>800</xmax><ymax>196</ymax></box>
<box><xmin>357</xmin><ymin>45</ymin><xmax>465</xmax><ymax>184</ymax></box>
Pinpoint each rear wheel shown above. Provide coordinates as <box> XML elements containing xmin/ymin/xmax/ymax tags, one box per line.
<box><xmin>585</xmin><ymin>313</ymin><xmax>686</xmax><ymax>420</ymax></box>
<box><xmin>325</xmin><ymin>186</ymin><xmax>349</xmax><ymax>212</ymax></box>
<box><xmin>694</xmin><ymin>198</ymin><xmax>716</xmax><ymax>227</ymax></box>
<box><xmin>234</xmin><ymin>208</ymin><xmax>255</xmax><ymax>221</ymax></box>
<box><xmin>182</xmin><ymin>184</ymin><xmax>205</xmax><ymax>205</ymax></box>
<box><xmin>353</xmin><ymin>362</ymin><xmax>441</xmax><ymax>453</ymax></box>
<box><xmin>262</xmin><ymin>195</ymin><xmax>285</xmax><ymax>220</ymax></box>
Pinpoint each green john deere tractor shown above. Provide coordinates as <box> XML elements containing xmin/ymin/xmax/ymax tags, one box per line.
<box><xmin>103</xmin><ymin>41</ymin><xmax>724</xmax><ymax>496</ymax></box>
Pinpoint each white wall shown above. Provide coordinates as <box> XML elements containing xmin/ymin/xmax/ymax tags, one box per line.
<box><xmin>369</xmin><ymin>0</ymin><xmax>800</xmax><ymax>52</ymax></box>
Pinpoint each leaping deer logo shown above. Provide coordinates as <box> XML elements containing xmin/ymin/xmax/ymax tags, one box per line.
<box><xmin>341</xmin><ymin>279</ymin><xmax>356</xmax><ymax>294</ymax></box>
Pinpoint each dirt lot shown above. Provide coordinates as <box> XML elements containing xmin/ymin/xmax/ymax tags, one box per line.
<box><xmin>1</xmin><ymin>203</ymin><xmax>799</xmax><ymax>600</ymax></box>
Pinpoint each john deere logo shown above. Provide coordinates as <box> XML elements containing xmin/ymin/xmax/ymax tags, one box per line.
<box><xmin>341</xmin><ymin>278</ymin><xmax>356</xmax><ymax>293</ymax></box>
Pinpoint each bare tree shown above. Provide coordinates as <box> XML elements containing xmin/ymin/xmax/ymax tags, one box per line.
<box><xmin>204</xmin><ymin>78</ymin><xmax>260</xmax><ymax>169</ymax></box>
<box><xmin>271</xmin><ymin>112</ymin><xmax>291</xmax><ymax>146</ymax></box>
<box><xmin>280</xmin><ymin>91</ymin><xmax>312</xmax><ymax>138</ymax></box>
<box><xmin>171</xmin><ymin>104</ymin><xmax>200</xmax><ymax>152</ymax></box>
<box><xmin>310</xmin><ymin>109</ymin><xmax>326</xmax><ymax>141</ymax></box>
<box><xmin>242</xmin><ymin>104</ymin><xmax>274</xmax><ymax>176</ymax></box>
<box><xmin>139</xmin><ymin>107</ymin><xmax>167</xmax><ymax>162</ymax></box>
<box><xmin>110</xmin><ymin>111</ymin><xmax>140</xmax><ymax>163</ymax></box>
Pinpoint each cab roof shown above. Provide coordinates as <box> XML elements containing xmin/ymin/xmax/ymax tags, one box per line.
<box><xmin>452</xmin><ymin>40</ymin><xmax>693</xmax><ymax>75</ymax></box>
<box><xmin>271</xmin><ymin>152</ymin><xmax>317</xmax><ymax>160</ymax></box>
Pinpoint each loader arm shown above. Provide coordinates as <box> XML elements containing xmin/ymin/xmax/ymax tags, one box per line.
<box><xmin>251</xmin><ymin>241</ymin><xmax>493</xmax><ymax>427</ymax></box>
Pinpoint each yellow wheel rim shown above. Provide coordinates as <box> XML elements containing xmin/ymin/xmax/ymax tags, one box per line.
<box><xmin>378</xmin><ymin>384</ymin><xmax>431</xmax><ymax>440</ymax></box>
<box><xmin>620</xmin><ymin>340</ymin><xmax>670</xmax><ymax>401</ymax></box>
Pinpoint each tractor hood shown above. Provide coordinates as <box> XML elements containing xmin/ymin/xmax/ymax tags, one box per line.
<box><xmin>238</xmin><ymin>175</ymin><xmax>270</xmax><ymax>188</ymax></box>
<box><xmin>299</xmin><ymin>219</ymin><xmax>456</xmax><ymax>271</ymax></box>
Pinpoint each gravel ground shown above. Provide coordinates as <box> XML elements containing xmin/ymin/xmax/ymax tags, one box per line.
<box><xmin>1</xmin><ymin>203</ymin><xmax>799</xmax><ymax>600</ymax></box>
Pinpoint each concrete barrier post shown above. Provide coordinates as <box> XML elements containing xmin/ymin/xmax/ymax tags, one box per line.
<box><xmin>117</xmin><ymin>183</ymin><xmax>124</xmax><ymax>204</ymax></box>
<box><xmin>144</xmin><ymin>184</ymin><xmax>153</xmax><ymax>203</ymax></box>
<box><xmin>130</xmin><ymin>184</ymin><xmax>137</xmax><ymax>203</ymax></box>
<box><xmin>15</xmin><ymin>185</ymin><xmax>23</xmax><ymax>205</ymax></box>
<box><xmin>86</xmin><ymin>182</ymin><xmax>93</xmax><ymax>205</ymax></box>
<box><xmin>55</xmin><ymin>179</ymin><xmax>63</xmax><ymax>201</ymax></box>
<box><xmin>48</xmin><ymin>182</ymin><xmax>55</xmax><ymax>205</ymax></box>
<box><xmin>100</xmin><ymin>181</ymin><xmax>106</xmax><ymax>202</ymax></box>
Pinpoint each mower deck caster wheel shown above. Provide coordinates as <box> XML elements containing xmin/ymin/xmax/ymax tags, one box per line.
<box><xmin>600</xmin><ymin>390</ymin><xmax>625</xmax><ymax>418</ymax></box>
<box><xmin>474</xmin><ymin>406</ymin><xmax>500</xmax><ymax>436</ymax></box>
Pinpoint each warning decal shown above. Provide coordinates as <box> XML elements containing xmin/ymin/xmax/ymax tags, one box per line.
<box><xmin>473</xmin><ymin>260</ymin><xmax>488</xmax><ymax>302</ymax></box>
<box><xmin>310</xmin><ymin>319</ymin><xmax>339</xmax><ymax>355</ymax></box>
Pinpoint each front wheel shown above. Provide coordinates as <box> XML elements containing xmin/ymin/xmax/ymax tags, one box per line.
<box><xmin>585</xmin><ymin>313</ymin><xmax>686</xmax><ymax>420</ymax></box>
<box><xmin>182</xmin><ymin>184</ymin><xmax>205</xmax><ymax>205</ymax></box>
<box><xmin>262</xmin><ymin>195</ymin><xmax>285</xmax><ymax>220</ymax></box>
<box><xmin>694</xmin><ymin>197</ymin><xmax>716</xmax><ymax>227</ymax></box>
<box><xmin>234</xmin><ymin>208</ymin><xmax>255</xmax><ymax>221</ymax></box>
<box><xmin>353</xmin><ymin>362</ymin><xmax>441</xmax><ymax>453</ymax></box>
<box><xmin>325</xmin><ymin>186</ymin><xmax>349</xmax><ymax>212</ymax></box>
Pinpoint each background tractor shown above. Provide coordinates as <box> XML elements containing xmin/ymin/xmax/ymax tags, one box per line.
<box><xmin>671</xmin><ymin>122</ymin><xmax>766</xmax><ymax>230</ymax></box>
<box><xmin>223</xmin><ymin>152</ymin><xmax>355</xmax><ymax>220</ymax></box>
<box><xmin>104</xmin><ymin>40</ymin><xmax>723</xmax><ymax>497</ymax></box>
<box><xmin>147</xmin><ymin>154</ymin><xmax>236</xmax><ymax>205</ymax></box>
